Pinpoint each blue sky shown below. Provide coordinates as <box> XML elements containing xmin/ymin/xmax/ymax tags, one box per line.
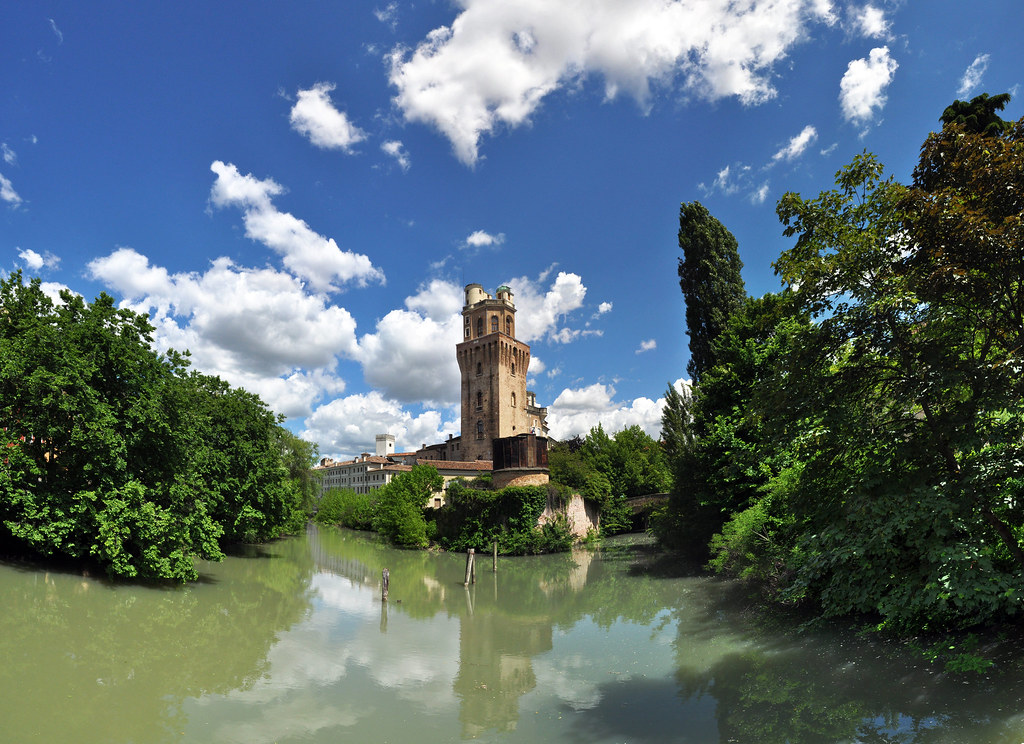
<box><xmin>3</xmin><ymin>1</ymin><xmax>1022</xmax><ymax>458</ymax></box>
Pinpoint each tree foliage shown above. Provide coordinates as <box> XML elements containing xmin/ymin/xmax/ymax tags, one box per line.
<box><xmin>660</xmin><ymin>96</ymin><xmax>1024</xmax><ymax>631</ymax></box>
<box><xmin>371</xmin><ymin>464</ymin><xmax>442</xmax><ymax>548</ymax></box>
<box><xmin>550</xmin><ymin>424</ymin><xmax>671</xmax><ymax>535</ymax></box>
<box><xmin>0</xmin><ymin>274</ymin><xmax>316</xmax><ymax>581</ymax></box>
<box><xmin>677</xmin><ymin>201</ymin><xmax>747</xmax><ymax>382</ymax></box>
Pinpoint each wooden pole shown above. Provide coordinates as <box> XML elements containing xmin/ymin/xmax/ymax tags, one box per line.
<box><xmin>492</xmin><ymin>540</ymin><xmax>498</xmax><ymax>572</ymax></box>
<box><xmin>464</xmin><ymin>548</ymin><xmax>475</xmax><ymax>586</ymax></box>
<box><xmin>382</xmin><ymin>568</ymin><xmax>389</xmax><ymax>602</ymax></box>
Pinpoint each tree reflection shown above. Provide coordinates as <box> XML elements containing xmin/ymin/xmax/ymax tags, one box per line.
<box><xmin>0</xmin><ymin>537</ymin><xmax>314</xmax><ymax>743</ymax></box>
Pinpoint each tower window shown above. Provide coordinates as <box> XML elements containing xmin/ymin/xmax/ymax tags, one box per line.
<box><xmin>511</xmin><ymin>362</ymin><xmax>516</xmax><ymax>376</ymax></box>
<box><xmin>476</xmin><ymin>420</ymin><xmax>484</xmax><ymax>439</ymax></box>
<box><xmin>511</xmin><ymin>392</ymin><xmax>516</xmax><ymax>407</ymax></box>
<box><xmin>476</xmin><ymin>391</ymin><xmax>483</xmax><ymax>410</ymax></box>
<box><xmin>491</xmin><ymin>315</ymin><xmax>498</xmax><ymax>332</ymax></box>
<box><xmin>476</xmin><ymin>361</ymin><xmax>482</xmax><ymax>376</ymax></box>
<box><xmin>505</xmin><ymin>316</ymin><xmax>512</xmax><ymax>335</ymax></box>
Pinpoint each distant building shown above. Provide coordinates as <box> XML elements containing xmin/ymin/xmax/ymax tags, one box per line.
<box><xmin>313</xmin><ymin>282</ymin><xmax>551</xmax><ymax>503</ymax></box>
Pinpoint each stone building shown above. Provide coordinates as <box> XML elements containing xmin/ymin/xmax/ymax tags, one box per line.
<box><xmin>455</xmin><ymin>283</ymin><xmax>548</xmax><ymax>461</ymax></box>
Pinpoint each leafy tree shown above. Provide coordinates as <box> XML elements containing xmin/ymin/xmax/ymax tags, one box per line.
<box><xmin>768</xmin><ymin>133</ymin><xmax>1024</xmax><ymax>628</ymax></box>
<box><xmin>653</xmin><ymin>292</ymin><xmax>805</xmax><ymax>557</ymax></box>
<box><xmin>0</xmin><ymin>273</ymin><xmax>316</xmax><ymax>580</ymax></box>
<box><xmin>372</xmin><ymin>464</ymin><xmax>442</xmax><ymax>547</ymax></box>
<box><xmin>940</xmin><ymin>91</ymin><xmax>1012</xmax><ymax>137</ymax></box>
<box><xmin>659</xmin><ymin>380</ymin><xmax>693</xmax><ymax>475</ymax></box>
<box><xmin>550</xmin><ymin>424</ymin><xmax>671</xmax><ymax>535</ymax></box>
<box><xmin>677</xmin><ymin>201</ymin><xmax>747</xmax><ymax>382</ymax></box>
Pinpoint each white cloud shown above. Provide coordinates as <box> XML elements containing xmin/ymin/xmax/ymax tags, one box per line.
<box><xmin>771</xmin><ymin>125</ymin><xmax>818</xmax><ymax>162</ymax></box>
<box><xmin>300</xmin><ymin>391</ymin><xmax>458</xmax><ymax>459</ymax></box>
<box><xmin>289</xmin><ymin>82</ymin><xmax>367</xmax><ymax>152</ymax></box>
<box><xmin>2</xmin><ymin>143</ymin><xmax>15</xmax><ymax>165</ymax></box>
<box><xmin>389</xmin><ymin>0</ymin><xmax>836</xmax><ymax>165</ymax></box>
<box><xmin>851</xmin><ymin>5</ymin><xmax>890</xmax><ymax>40</ymax></box>
<box><xmin>596</xmin><ymin>301</ymin><xmax>612</xmax><ymax>315</ymax></box>
<box><xmin>463</xmin><ymin>229</ymin><xmax>505</xmax><ymax>249</ymax></box>
<box><xmin>49</xmin><ymin>18</ymin><xmax>63</xmax><ymax>44</ymax></box>
<box><xmin>547</xmin><ymin>381</ymin><xmax>681</xmax><ymax>440</ymax></box>
<box><xmin>506</xmin><ymin>270</ymin><xmax>588</xmax><ymax>343</ymax></box>
<box><xmin>636</xmin><ymin>339</ymin><xmax>656</xmax><ymax>354</ymax></box>
<box><xmin>839</xmin><ymin>46</ymin><xmax>898</xmax><ymax>127</ymax></box>
<box><xmin>354</xmin><ymin>279</ymin><xmax>465</xmax><ymax>406</ymax></box>
<box><xmin>87</xmin><ymin>247</ymin><xmax>358</xmax><ymax>418</ymax></box>
<box><xmin>209</xmin><ymin>161</ymin><xmax>384</xmax><ymax>292</ymax></box>
<box><xmin>751</xmin><ymin>182</ymin><xmax>770</xmax><ymax>204</ymax></box>
<box><xmin>17</xmin><ymin>249</ymin><xmax>60</xmax><ymax>271</ymax></box>
<box><xmin>957</xmin><ymin>53</ymin><xmax>990</xmax><ymax>98</ymax></box>
<box><xmin>375</xmin><ymin>2</ymin><xmax>399</xmax><ymax>30</ymax></box>
<box><xmin>381</xmin><ymin>140</ymin><xmax>411</xmax><ymax>171</ymax></box>
<box><xmin>0</xmin><ymin>173</ymin><xmax>22</xmax><ymax>206</ymax></box>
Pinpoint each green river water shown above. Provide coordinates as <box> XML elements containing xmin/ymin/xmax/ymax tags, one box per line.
<box><xmin>3</xmin><ymin>525</ymin><xmax>1024</xmax><ymax>743</ymax></box>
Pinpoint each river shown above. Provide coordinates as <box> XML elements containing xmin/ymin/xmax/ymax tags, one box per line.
<box><xmin>2</xmin><ymin>525</ymin><xmax>1024</xmax><ymax>743</ymax></box>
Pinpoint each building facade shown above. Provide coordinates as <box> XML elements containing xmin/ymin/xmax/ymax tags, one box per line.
<box><xmin>456</xmin><ymin>283</ymin><xmax>548</xmax><ymax>461</ymax></box>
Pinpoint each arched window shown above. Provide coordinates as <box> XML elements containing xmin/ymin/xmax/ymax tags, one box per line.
<box><xmin>476</xmin><ymin>361</ymin><xmax>482</xmax><ymax>376</ymax></box>
<box><xmin>476</xmin><ymin>317</ymin><xmax>483</xmax><ymax>337</ymax></box>
<box><xmin>505</xmin><ymin>316</ymin><xmax>512</xmax><ymax>335</ymax></box>
<box><xmin>511</xmin><ymin>392</ymin><xmax>516</xmax><ymax>407</ymax></box>
<box><xmin>476</xmin><ymin>391</ymin><xmax>483</xmax><ymax>410</ymax></box>
<box><xmin>511</xmin><ymin>362</ymin><xmax>516</xmax><ymax>376</ymax></box>
<box><xmin>476</xmin><ymin>420</ymin><xmax>484</xmax><ymax>439</ymax></box>
<box><xmin>491</xmin><ymin>315</ymin><xmax>498</xmax><ymax>332</ymax></box>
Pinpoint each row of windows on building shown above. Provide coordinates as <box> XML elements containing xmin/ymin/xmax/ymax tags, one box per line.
<box><xmin>475</xmin><ymin>391</ymin><xmax>518</xmax><ymax>409</ymax></box>
<box><xmin>465</xmin><ymin>314</ymin><xmax>513</xmax><ymax>338</ymax></box>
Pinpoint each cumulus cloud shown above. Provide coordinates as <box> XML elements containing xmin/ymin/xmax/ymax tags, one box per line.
<box><xmin>300</xmin><ymin>390</ymin><xmax>458</xmax><ymax>459</ymax></box>
<box><xmin>463</xmin><ymin>229</ymin><xmax>505</xmax><ymax>249</ymax></box>
<box><xmin>87</xmin><ymin>247</ymin><xmax>358</xmax><ymax>418</ymax></box>
<box><xmin>506</xmin><ymin>270</ymin><xmax>590</xmax><ymax>343</ymax></box>
<box><xmin>381</xmin><ymin>140</ymin><xmax>411</xmax><ymax>170</ymax></box>
<box><xmin>289</xmin><ymin>82</ymin><xmax>367</xmax><ymax>152</ymax></box>
<box><xmin>546</xmin><ymin>381</ymin><xmax>683</xmax><ymax>440</ymax></box>
<box><xmin>18</xmin><ymin>248</ymin><xmax>60</xmax><ymax>271</ymax></box>
<box><xmin>389</xmin><ymin>0</ymin><xmax>836</xmax><ymax>164</ymax></box>
<box><xmin>851</xmin><ymin>5</ymin><xmax>891</xmax><ymax>39</ymax></box>
<box><xmin>771</xmin><ymin>125</ymin><xmax>818</xmax><ymax>163</ymax></box>
<box><xmin>839</xmin><ymin>46</ymin><xmax>898</xmax><ymax>127</ymax></box>
<box><xmin>209</xmin><ymin>161</ymin><xmax>384</xmax><ymax>292</ymax></box>
<box><xmin>595</xmin><ymin>301</ymin><xmax>612</xmax><ymax>316</ymax></box>
<box><xmin>355</xmin><ymin>279</ymin><xmax>465</xmax><ymax>406</ymax></box>
<box><xmin>1</xmin><ymin>173</ymin><xmax>22</xmax><ymax>206</ymax></box>
<box><xmin>957</xmin><ymin>53</ymin><xmax>990</xmax><ymax>98</ymax></box>
<box><xmin>636</xmin><ymin>339</ymin><xmax>656</xmax><ymax>354</ymax></box>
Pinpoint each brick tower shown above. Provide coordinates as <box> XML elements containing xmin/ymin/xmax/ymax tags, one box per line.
<box><xmin>456</xmin><ymin>284</ymin><xmax>545</xmax><ymax>461</ymax></box>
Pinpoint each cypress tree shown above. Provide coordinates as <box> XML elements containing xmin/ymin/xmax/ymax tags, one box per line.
<box><xmin>677</xmin><ymin>201</ymin><xmax>746</xmax><ymax>383</ymax></box>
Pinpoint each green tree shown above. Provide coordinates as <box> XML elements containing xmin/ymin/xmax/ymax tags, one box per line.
<box><xmin>768</xmin><ymin>131</ymin><xmax>1024</xmax><ymax>628</ymax></box>
<box><xmin>0</xmin><ymin>273</ymin><xmax>310</xmax><ymax>580</ymax></box>
<box><xmin>0</xmin><ymin>275</ymin><xmax>223</xmax><ymax>580</ymax></box>
<box><xmin>940</xmin><ymin>91</ymin><xmax>1012</xmax><ymax>137</ymax></box>
<box><xmin>653</xmin><ymin>292</ymin><xmax>805</xmax><ymax>558</ymax></box>
<box><xmin>677</xmin><ymin>201</ymin><xmax>747</xmax><ymax>382</ymax></box>
<box><xmin>372</xmin><ymin>464</ymin><xmax>442</xmax><ymax>547</ymax></box>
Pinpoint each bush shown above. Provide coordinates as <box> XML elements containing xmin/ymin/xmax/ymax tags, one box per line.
<box><xmin>372</xmin><ymin>465</ymin><xmax>442</xmax><ymax>548</ymax></box>
<box><xmin>433</xmin><ymin>483</ymin><xmax>573</xmax><ymax>555</ymax></box>
<box><xmin>314</xmin><ymin>488</ymin><xmax>374</xmax><ymax>530</ymax></box>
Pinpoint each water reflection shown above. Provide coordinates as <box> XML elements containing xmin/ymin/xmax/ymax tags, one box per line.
<box><xmin>4</xmin><ymin>527</ymin><xmax>1024</xmax><ymax>742</ymax></box>
<box><xmin>0</xmin><ymin>537</ymin><xmax>315</xmax><ymax>743</ymax></box>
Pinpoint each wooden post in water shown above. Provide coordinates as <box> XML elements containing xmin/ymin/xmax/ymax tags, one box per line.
<box><xmin>464</xmin><ymin>548</ymin><xmax>475</xmax><ymax>586</ymax></box>
<box><xmin>492</xmin><ymin>540</ymin><xmax>498</xmax><ymax>572</ymax></box>
<box><xmin>382</xmin><ymin>568</ymin><xmax>389</xmax><ymax>602</ymax></box>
